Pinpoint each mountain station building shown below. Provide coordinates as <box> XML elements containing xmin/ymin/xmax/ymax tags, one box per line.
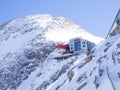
<box><xmin>69</xmin><ymin>37</ymin><xmax>95</xmax><ymax>54</ymax></box>
<box><xmin>55</xmin><ymin>37</ymin><xmax>95</xmax><ymax>54</ymax></box>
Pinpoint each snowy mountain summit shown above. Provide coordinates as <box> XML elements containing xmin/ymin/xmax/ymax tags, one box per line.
<box><xmin>0</xmin><ymin>14</ymin><xmax>105</xmax><ymax>90</ymax></box>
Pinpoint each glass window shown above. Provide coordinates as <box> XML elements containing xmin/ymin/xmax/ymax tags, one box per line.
<box><xmin>82</xmin><ymin>42</ymin><xmax>86</xmax><ymax>44</ymax></box>
<box><xmin>82</xmin><ymin>45</ymin><xmax>86</xmax><ymax>47</ymax></box>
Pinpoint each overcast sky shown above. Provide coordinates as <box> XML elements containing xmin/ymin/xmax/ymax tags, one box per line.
<box><xmin>0</xmin><ymin>0</ymin><xmax>120</xmax><ymax>38</ymax></box>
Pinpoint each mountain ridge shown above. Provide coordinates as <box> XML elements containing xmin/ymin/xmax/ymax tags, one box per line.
<box><xmin>0</xmin><ymin>14</ymin><xmax>104</xmax><ymax>90</ymax></box>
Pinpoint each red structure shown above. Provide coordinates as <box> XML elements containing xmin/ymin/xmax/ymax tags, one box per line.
<box><xmin>55</xmin><ymin>44</ymin><xmax>69</xmax><ymax>49</ymax></box>
<box><xmin>54</xmin><ymin>43</ymin><xmax>73</xmax><ymax>59</ymax></box>
<box><xmin>55</xmin><ymin>43</ymin><xmax>70</xmax><ymax>55</ymax></box>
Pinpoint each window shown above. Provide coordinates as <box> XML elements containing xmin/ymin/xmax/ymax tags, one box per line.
<box><xmin>71</xmin><ymin>47</ymin><xmax>73</xmax><ymax>50</ymax></box>
<box><xmin>82</xmin><ymin>42</ymin><xmax>86</xmax><ymax>44</ymax></box>
<box><xmin>82</xmin><ymin>45</ymin><xmax>86</xmax><ymax>47</ymax></box>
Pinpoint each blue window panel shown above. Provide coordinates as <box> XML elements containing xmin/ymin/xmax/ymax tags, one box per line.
<box><xmin>87</xmin><ymin>42</ymin><xmax>95</xmax><ymax>50</ymax></box>
<box><xmin>74</xmin><ymin>42</ymin><xmax>81</xmax><ymax>51</ymax></box>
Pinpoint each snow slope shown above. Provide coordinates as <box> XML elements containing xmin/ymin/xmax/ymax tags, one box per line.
<box><xmin>0</xmin><ymin>14</ymin><xmax>103</xmax><ymax>90</ymax></box>
<box><xmin>17</xmin><ymin>33</ymin><xmax>120</xmax><ymax>90</ymax></box>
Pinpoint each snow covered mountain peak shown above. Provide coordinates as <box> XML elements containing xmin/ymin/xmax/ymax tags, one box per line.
<box><xmin>0</xmin><ymin>14</ymin><xmax>103</xmax><ymax>44</ymax></box>
<box><xmin>0</xmin><ymin>14</ymin><xmax>104</xmax><ymax>90</ymax></box>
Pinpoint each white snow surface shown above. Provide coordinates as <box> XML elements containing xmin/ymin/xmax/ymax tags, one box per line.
<box><xmin>1</xmin><ymin>14</ymin><xmax>116</xmax><ymax>90</ymax></box>
<box><xmin>15</xmin><ymin>15</ymin><xmax>120</xmax><ymax>90</ymax></box>
<box><xmin>17</xmin><ymin>33</ymin><xmax>120</xmax><ymax>90</ymax></box>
